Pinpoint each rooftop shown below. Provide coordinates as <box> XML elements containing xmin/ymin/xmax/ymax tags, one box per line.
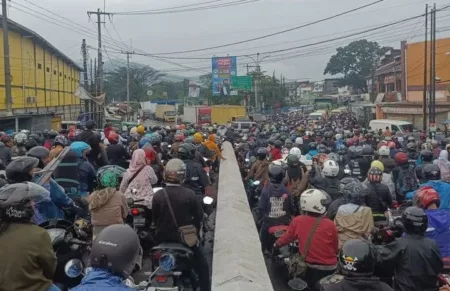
<box><xmin>0</xmin><ymin>15</ymin><xmax>82</xmax><ymax>71</ymax></box>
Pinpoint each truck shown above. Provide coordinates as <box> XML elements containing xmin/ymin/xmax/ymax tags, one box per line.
<box><xmin>183</xmin><ymin>106</ymin><xmax>211</xmax><ymax>125</ymax></box>
<box><xmin>211</xmin><ymin>105</ymin><xmax>246</xmax><ymax>125</ymax></box>
<box><xmin>155</xmin><ymin>104</ymin><xmax>176</xmax><ymax>122</ymax></box>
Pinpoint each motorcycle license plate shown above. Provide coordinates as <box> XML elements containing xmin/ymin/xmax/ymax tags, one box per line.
<box><xmin>133</xmin><ymin>218</ymin><xmax>146</xmax><ymax>227</ymax></box>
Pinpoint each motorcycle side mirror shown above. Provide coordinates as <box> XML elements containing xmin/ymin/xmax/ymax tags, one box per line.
<box><xmin>288</xmin><ymin>278</ymin><xmax>309</xmax><ymax>291</ymax></box>
<box><xmin>153</xmin><ymin>187</ymin><xmax>163</xmax><ymax>192</ymax></box>
<box><xmin>168</xmin><ymin>145</ymin><xmax>172</xmax><ymax>148</ymax></box>
<box><xmin>253</xmin><ymin>180</ymin><xmax>260</xmax><ymax>186</ymax></box>
<box><xmin>203</xmin><ymin>196</ymin><xmax>214</xmax><ymax>205</ymax></box>
<box><xmin>245</xmin><ymin>158</ymin><xmax>249</xmax><ymax>162</ymax></box>
<box><xmin>64</xmin><ymin>259</ymin><xmax>84</xmax><ymax>278</ymax></box>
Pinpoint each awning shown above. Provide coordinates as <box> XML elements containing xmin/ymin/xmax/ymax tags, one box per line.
<box><xmin>73</xmin><ymin>86</ymin><xmax>105</xmax><ymax>105</ymax></box>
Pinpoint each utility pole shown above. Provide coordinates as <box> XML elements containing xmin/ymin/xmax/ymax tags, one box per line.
<box><xmin>121</xmin><ymin>50</ymin><xmax>134</xmax><ymax>121</ymax></box>
<box><xmin>94</xmin><ymin>58</ymin><xmax>97</xmax><ymax>124</ymax></box>
<box><xmin>89</xmin><ymin>58</ymin><xmax>93</xmax><ymax>121</ymax></box>
<box><xmin>2</xmin><ymin>0</ymin><xmax>12</xmax><ymax>115</ymax></box>
<box><xmin>429</xmin><ymin>4</ymin><xmax>436</xmax><ymax>126</ymax></box>
<box><xmin>432</xmin><ymin>4</ymin><xmax>437</xmax><ymax>124</ymax></box>
<box><xmin>81</xmin><ymin>39</ymin><xmax>89</xmax><ymax>117</ymax></box>
<box><xmin>423</xmin><ymin>4</ymin><xmax>428</xmax><ymax>132</ymax></box>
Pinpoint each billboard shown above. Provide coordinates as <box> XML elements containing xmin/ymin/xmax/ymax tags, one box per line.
<box><xmin>212</xmin><ymin>56</ymin><xmax>237</xmax><ymax>96</ymax></box>
<box><xmin>188</xmin><ymin>81</ymin><xmax>200</xmax><ymax>98</ymax></box>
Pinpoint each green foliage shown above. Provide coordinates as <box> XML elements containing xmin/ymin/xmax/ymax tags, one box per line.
<box><xmin>324</xmin><ymin>39</ymin><xmax>392</xmax><ymax>92</ymax></box>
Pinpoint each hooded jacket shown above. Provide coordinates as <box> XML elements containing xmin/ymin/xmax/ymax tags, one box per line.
<box><xmin>434</xmin><ymin>150</ymin><xmax>450</xmax><ymax>181</ymax></box>
<box><xmin>70</xmin><ymin>141</ymin><xmax>97</xmax><ymax>196</ymax></box>
<box><xmin>258</xmin><ymin>183</ymin><xmax>295</xmax><ymax>226</ymax></box>
<box><xmin>245</xmin><ymin>159</ymin><xmax>270</xmax><ymax>182</ymax></box>
<box><xmin>324</xmin><ymin>276</ymin><xmax>393</xmax><ymax>291</ymax></box>
<box><xmin>69</xmin><ymin>268</ymin><xmax>135</xmax><ymax>291</ymax></box>
<box><xmin>335</xmin><ymin>204</ymin><xmax>374</xmax><ymax>248</ymax></box>
<box><xmin>425</xmin><ymin>209</ymin><xmax>450</xmax><ymax>257</ymax></box>
<box><xmin>406</xmin><ymin>181</ymin><xmax>450</xmax><ymax>211</ymax></box>
<box><xmin>87</xmin><ymin>188</ymin><xmax>128</xmax><ymax>227</ymax></box>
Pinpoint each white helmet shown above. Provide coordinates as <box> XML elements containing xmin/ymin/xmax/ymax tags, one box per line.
<box><xmin>322</xmin><ymin>160</ymin><xmax>339</xmax><ymax>177</ymax></box>
<box><xmin>289</xmin><ymin>147</ymin><xmax>302</xmax><ymax>159</ymax></box>
<box><xmin>378</xmin><ymin>146</ymin><xmax>390</xmax><ymax>156</ymax></box>
<box><xmin>335</xmin><ymin>134</ymin><xmax>343</xmax><ymax>140</ymax></box>
<box><xmin>300</xmin><ymin>189</ymin><xmax>331</xmax><ymax>214</ymax></box>
<box><xmin>295</xmin><ymin>137</ymin><xmax>303</xmax><ymax>145</ymax></box>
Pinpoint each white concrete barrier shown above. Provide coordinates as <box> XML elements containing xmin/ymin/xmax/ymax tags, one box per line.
<box><xmin>212</xmin><ymin>141</ymin><xmax>274</xmax><ymax>291</ymax></box>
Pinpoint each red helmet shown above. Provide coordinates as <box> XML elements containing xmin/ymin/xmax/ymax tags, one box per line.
<box><xmin>394</xmin><ymin>152</ymin><xmax>408</xmax><ymax>165</ymax></box>
<box><xmin>414</xmin><ymin>186</ymin><xmax>440</xmax><ymax>209</ymax></box>
<box><xmin>107</xmin><ymin>132</ymin><xmax>119</xmax><ymax>144</ymax></box>
<box><xmin>367</xmin><ymin>167</ymin><xmax>383</xmax><ymax>183</ymax></box>
<box><xmin>142</xmin><ymin>145</ymin><xmax>156</xmax><ymax>162</ymax></box>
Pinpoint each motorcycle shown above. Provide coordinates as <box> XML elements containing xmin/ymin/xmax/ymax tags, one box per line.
<box><xmin>247</xmin><ymin>180</ymin><xmax>261</xmax><ymax>209</ymax></box>
<box><xmin>148</xmin><ymin>196</ymin><xmax>214</xmax><ymax>291</ymax></box>
<box><xmin>127</xmin><ymin>194</ymin><xmax>156</xmax><ymax>250</ymax></box>
<box><xmin>39</xmin><ymin>218</ymin><xmax>91</xmax><ymax>290</ymax></box>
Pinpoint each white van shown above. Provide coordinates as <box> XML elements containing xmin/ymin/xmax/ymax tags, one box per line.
<box><xmin>369</xmin><ymin>119</ymin><xmax>413</xmax><ymax>134</ymax></box>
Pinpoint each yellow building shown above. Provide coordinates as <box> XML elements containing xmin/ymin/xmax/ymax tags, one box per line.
<box><xmin>0</xmin><ymin>16</ymin><xmax>82</xmax><ymax>131</ymax></box>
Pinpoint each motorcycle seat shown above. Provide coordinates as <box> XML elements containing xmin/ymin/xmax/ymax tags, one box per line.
<box><xmin>268</xmin><ymin>225</ymin><xmax>289</xmax><ymax>235</ymax></box>
<box><xmin>152</xmin><ymin>243</ymin><xmax>194</xmax><ymax>255</ymax></box>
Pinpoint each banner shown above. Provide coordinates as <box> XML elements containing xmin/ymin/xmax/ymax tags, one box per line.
<box><xmin>188</xmin><ymin>81</ymin><xmax>200</xmax><ymax>98</ymax></box>
<box><xmin>231</xmin><ymin>75</ymin><xmax>252</xmax><ymax>90</ymax></box>
<box><xmin>212</xmin><ymin>56</ymin><xmax>237</xmax><ymax>96</ymax></box>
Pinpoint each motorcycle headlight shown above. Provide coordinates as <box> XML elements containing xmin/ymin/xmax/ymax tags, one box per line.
<box><xmin>159</xmin><ymin>253</ymin><xmax>176</xmax><ymax>272</ymax></box>
<box><xmin>47</xmin><ymin>228</ymin><xmax>65</xmax><ymax>243</ymax></box>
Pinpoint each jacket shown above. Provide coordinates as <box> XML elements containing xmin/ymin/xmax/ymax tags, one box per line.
<box><xmin>378</xmin><ymin>235</ymin><xmax>442</xmax><ymax>291</ymax></box>
<box><xmin>0</xmin><ymin>143</ymin><xmax>12</xmax><ymax>166</ymax></box>
<box><xmin>0</xmin><ymin>222</ymin><xmax>56</xmax><ymax>291</ymax></box>
<box><xmin>363</xmin><ymin>182</ymin><xmax>392</xmax><ymax>214</ymax></box>
<box><xmin>120</xmin><ymin>166</ymin><xmax>158</xmax><ymax>209</ymax></box>
<box><xmin>324</xmin><ymin>277</ymin><xmax>393</xmax><ymax>291</ymax></box>
<box><xmin>245</xmin><ymin>159</ymin><xmax>270</xmax><ymax>182</ymax></box>
<box><xmin>425</xmin><ymin>209</ymin><xmax>450</xmax><ymax>257</ymax></box>
<box><xmin>69</xmin><ymin>268</ymin><xmax>134</xmax><ymax>291</ymax></box>
<box><xmin>181</xmin><ymin>159</ymin><xmax>210</xmax><ymax>196</ymax></box>
<box><xmin>106</xmin><ymin>144</ymin><xmax>130</xmax><ymax>167</ymax></box>
<box><xmin>335</xmin><ymin>204</ymin><xmax>374</xmax><ymax>248</ymax></box>
<box><xmin>276</xmin><ymin>215</ymin><xmax>338</xmax><ymax>266</ymax></box>
<box><xmin>285</xmin><ymin>167</ymin><xmax>308</xmax><ymax>197</ymax></box>
<box><xmin>406</xmin><ymin>181</ymin><xmax>450</xmax><ymax>210</ymax></box>
<box><xmin>203</xmin><ymin>140</ymin><xmax>222</xmax><ymax>161</ymax></box>
<box><xmin>434</xmin><ymin>150</ymin><xmax>450</xmax><ymax>181</ymax></box>
<box><xmin>270</xmin><ymin>147</ymin><xmax>282</xmax><ymax>161</ymax></box>
<box><xmin>87</xmin><ymin>188</ymin><xmax>128</xmax><ymax>226</ymax></box>
<box><xmin>258</xmin><ymin>183</ymin><xmax>295</xmax><ymax>226</ymax></box>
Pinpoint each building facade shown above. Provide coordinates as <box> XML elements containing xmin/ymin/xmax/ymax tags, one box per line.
<box><xmin>0</xmin><ymin>16</ymin><xmax>82</xmax><ymax>131</ymax></box>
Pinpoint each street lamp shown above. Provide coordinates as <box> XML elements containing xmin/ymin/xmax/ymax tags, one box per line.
<box><xmin>244</xmin><ymin>53</ymin><xmax>271</xmax><ymax>112</ymax></box>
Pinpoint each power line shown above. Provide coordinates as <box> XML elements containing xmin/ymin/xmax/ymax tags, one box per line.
<box><xmin>113</xmin><ymin>0</ymin><xmax>227</xmax><ymax>14</ymax></box>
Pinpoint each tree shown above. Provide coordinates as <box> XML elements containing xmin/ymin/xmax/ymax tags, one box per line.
<box><xmin>324</xmin><ymin>39</ymin><xmax>392</xmax><ymax>92</ymax></box>
<box><xmin>104</xmin><ymin>64</ymin><xmax>164</xmax><ymax>102</ymax></box>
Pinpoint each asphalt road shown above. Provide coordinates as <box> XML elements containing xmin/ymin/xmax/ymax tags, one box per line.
<box><xmin>265</xmin><ymin>258</ymin><xmax>291</xmax><ymax>291</ymax></box>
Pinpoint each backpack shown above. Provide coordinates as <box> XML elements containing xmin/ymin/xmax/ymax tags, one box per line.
<box><xmin>53</xmin><ymin>149</ymin><xmax>81</xmax><ymax>195</ymax></box>
<box><xmin>396</xmin><ymin>168</ymin><xmax>418</xmax><ymax>197</ymax></box>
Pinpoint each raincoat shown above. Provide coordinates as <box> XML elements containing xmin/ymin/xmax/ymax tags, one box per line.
<box><xmin>70</xmin><ymin>141</ymin><xmax>97</xmax><ymax>196</ymax></box>
<box><xmin>425</xmin><ymin>209</ymin><xmax>450</xmax><ymax>257</ymax></box>
<box><xmin>434</xmin><ymin>150</ymin><xmax>450</xmax><ymax>181</ymax></box>
<box><xmin>69</xmin><ymin>268</ymin><xmax>134</xmax><ymax>291</ymax></box>
<box><xmin>305</xmin><ymin>149</ymin><xmax>318</xmax><ymax>160</ymax></box>
<box><xmin>406</xmin><ymin>180</ymin><xmax>450</xmax><ymax>210</ymax></box>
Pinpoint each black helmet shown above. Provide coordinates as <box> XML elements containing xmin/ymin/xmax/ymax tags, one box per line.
<box><xmin>256</xmin><ymin>147</ymin><xmax>268</xmax><ymax>160</ymax></box>
<box><xmin>274</xmin><ymin>140</ymin><xmax>283</xmax><ymax>149</ymax></box>
<box><xmin>86</xmin><ymin>120</ymin><xmax>96</xmax><ymax>130</ymax></box>
<box><xmin>423</xmin><ymin>163</ymin><xmax>440</xmax><ymax>181</ymax></box>
<box><xmin>54</xmin><ymin>135</ymin><xmax>68</xmax><ymax>147</ymax></box>
<box><xmin>342</xmin><ymin>181</ymin><xmax>366</xmax><ymax>205</ymax></box>
<box><xmin>339</xmin><ymin>239</ymin><xmax>376</xmax><ymax>276</ymax></box>
<box><xmin>27</xmin><ymin>146</ymin><xmax>50</xmax><ymax>161</ymax></box>
<box><xmin>317</xmin><ymin>144</ymin><xmax>328</xmax><ymax>154</ymax></box>
<box><xmin>25</xmin><ymin>140</ymin><xmax>39</xmax><ymax>151</ymax></box>
<box><xmin>164</xmin><ymin>158</ymin><xmax>186</xmax><ymax>184</ymax></box>
<box><xmin>324</xmin><ymin>131</ymin><xmax>333</xmax><ymax>139</ymax></box>
<box><xmin>286</xmin><ymin>154</ymin><xmax>300</xmax><ymax>167</ymax></box>
<box><xmin>178</xmin><ymin>143</ymin><xmax>194</xmax><ymax>160</ymax></box>
<box><xmin>48</xmin><ymin>130</ymin><xmax>58</xmax><ymax>138</ymax></box>
<box><xmin>402</xmin><ymin>206</ymin><xmax>428</xmax><ymax>235</ymax></box>
<box><xmin>420</xmin><ymin>150</ymin><xmax>433</xmax><ymax>162</ymax></box>
<box><xmin>268</xmin><ymin>164</ymin><xmax>284</xmax><ymax>184</ymax></box>
<box><xmin>0</xmin><ymin>182</ymin><xmax>50</xmax><ymax>223</ymax></box>
<box><xmin>6</xmin><ymin>157</ymin><xmax>39</xmax><ymax>183</ymax></box>
<box><xmin>90</xmin><ymin>224</ymin><xmax>140</xmax><ymax>278</ymax></box>
<box><xmin>362</xmin><ymin>146</ymin><xmax>374</xmax><ymax>155</ymax></box>
<box><xmin>407</xmin><ymin>142</ymin><xmax>416</xmax><ymax>151</ymax></box>
<box><xmin>308</xmin><ymin>142</ymin><xmax>317</xmax><ymax>150</ymax></box>
<box><xmin>339</xmin><ymin>177</ymin><xmax>359</xmax><ymax>194</ymax></box>
<box><xmin>151</xmin><ymin>134</ymin><xmax>162</xmax><ymax>146</ymax></box>
<box><xmin>28</xmin><ymin>133</ymin><xmax>39</xmax><ymax>142</ymax></box>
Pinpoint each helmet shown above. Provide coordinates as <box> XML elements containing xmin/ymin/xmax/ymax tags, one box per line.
<box><xmin>54</xmin><ymin>135</ymin><xmax>68</xmax><ymax>147</ymax></box>
<box><xmin>286</xmin><ymin>154</ymin><xmax>300</xmax><ymax>167</ymax></box>
<box><xmin>295</xmin><ymin>137</ymin><xmax>303</xmax><ymax>145</ymax></box>
<box><xmin>268</xmin><ymin>165</ymin><xmax>284</xmax><ymax>184</ymax></box>
<box><xmin>308</xmin><ymin>142</ymin><xmax>317</xmax><ymax>150</ymax></box>
<box><xmin>317</xmin><ymin>144</ymin><xmax>328</xmax><ymax>154</ymax></box>
<box><xmin>28</xmin><ymin>133</ymin><xmax>39</xmax><ymax>142</ymax></box>
<box><xmin>5</xmin><ymin>157</ymin><xmax>39</xmax><ymax>183</ymax></box>
<box><xmin>256</xmin><ymin>148</ymin><xmax>268</xmax><ymax>160</ymax></box>
<box><xmin>142</xmin><ymin>145</ymin><xmax>157</xmax><ymax>162</ymax></box>
<box><xmin>107</xmin><ymin>132</ymin><xmax>120</xmax><ymax>144</ymax></box>
<box><xmin>342</xmin><ymin>181</ymin><xmax>366</xmax><ymax>205</ymax></box>
<box><xmin>322</xmin><ymin>160</ymin><xmax>339</xmax><ymax>177</ymax></box>
<box><xmin>407</xmin><ymin>136</ymin><xmax>416</xmax><ymax>142</ymax></box>
<box><xmin>414</xmin><ymin>186</ymin><xmax>440</xmax><ymax>209</ymax></box>
<box><xmin>178</xmin><ymin>143</ymin><xmax>194</xmax><ymax>160</ymax></box>
<box><xmin>335</xmin><ymin>134</ymin><xmax>343</xmax><ymax>140</ymax></box>
<box><xmin>423</xmin><ymin>163</ymin><xmax>440</xmax><ymax>181</ymax></box>
<box><xmin>339</xmin><ymin>177</ymin><xmax>359</xmax><ymax>194</ymax></box>
<box><xmin>300</xmin><ymin>189</ymin><xmax>331</xmax><ymax>215</ymax></box>
<box><xmin>14</xmin><ymin>133</ymin><xmax>27</xmax><ymax>145</ymax></box>
<box><xmin>27</xmin><ymin>146</ymin><xmax>50</xmax><ymax>168</ymax></box>
<box><xmin>274</xmin><ymin>140</ymin><xmax>283</xmax><ymax>149</ymax></box>
<box><xmin>328</xmin><ymin>153</ymin><xmax>340</xmax><ymax>162</ymax></box>
<box><xmin>339</xmin><ymin>239</ymin><xmax>376</xmax><ymax>276</ymax></box>
<box><xmin>402</xmin><ymin>206</ymin><xmax>428</xmax><ymax>235</ymax></box>
<box><xmin>90</xmin><ymin>224</ymin><xmax>140</xmax><ymax>278</ymax></box>
<box><xmin>193</xmin><ymin>133</ymin><xmax>203</xmax><ymax>143</ymax></box>
<box><xmin>420</xmin><ymin>150</ymin><xmax>433</xmax><ymax>162</ymax></box>
<box><xmin>367</xmin><ymin>167</ymin><xmax>383</xmax><ymax>183</ymax></box>
<box><xmin>407</xmin><ymin>142</ymin><xmax>416</xmax><ymax>151</ymax></box>
<box><xmin>164</xmin><ymin>158</ymin><xmax>186</xmax><ymax>184</ymax></box>
<box><xmin>174</xmin><ymin>133</ymin><xmax>184</xmax><ymax>142</ymax></box>
<box><xmin>150</xmin><ymin>134</ymin><xmax>162</xmax><ymax>146</ymax></box>
<box><xmin>378</xmin><ymin>146</ymin><xmax>390</xmax><ymax>156</ymax></box>
<box><xmin>0</xmin><ymin>182</ymin><xmax>50</xmax><ymax>223</ymax></box>
<box><xmin>362</xmin><ymin>146</ymin><xmax>373</xmax><ymax>155</ymax></box>
<box><xmin>97</xmin><ymin>165</ymin><xmax>126</xmax><ymax>189</ymax></box>
<box><xmin>48</xmin><ymin>130</ymin><xmax>58</xmax><ymax>138</ymax></box>
<box><xmin>394</xmin><ymin>152</ymin><xmax>408</xmax><ymax>165</ymax></box>
<box><xmin>289</xmin><ymin>147</ymin><xmax>302</xmax><ymax>159</ymax></box>
<box><xmin>370</xmin><ymin>160</ymin><xmax>384</xmax><ymax>172</ymax></box>
<box><xmin>136</xmin><ymin>125</ymin><xmax>145</xmax><ymax>135</ymax></box>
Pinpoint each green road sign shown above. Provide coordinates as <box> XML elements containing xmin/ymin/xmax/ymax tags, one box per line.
<box><xmin>231</xmin><ymin>75</ymin><xmax>252</xmax><ymax>90</ymax></box>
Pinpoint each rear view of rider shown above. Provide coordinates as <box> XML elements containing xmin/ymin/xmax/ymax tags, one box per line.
<box><xmin>245</xmin><ymin>147</ymin><xmax>270</xmax><ymax>183</ymax></box>
<box><xmin>178</xmin><ymin>143</ymin><xmax>211</xmax><ymax>197</ymax></box>
<box><xmin>392</xmin><ymin>152</ymin><xmax>418</xmax><ymax>202</ymax></box>
<box><xmin>0</xmin><ymin>183</ymin><xmax>58</xmax><ymax>291</ymax></box>
<box><xmin>363</xmin><ymin>167</ymin><xmax>392</xmax><ymax>222</ymax></box>
<box><xmin>414</xmin><ymin>186</ymin><xmax>450</xmax><ymax>258</ymax></box>
<box><xmin>70</xmin><ymin>224</ymin><xmax>140</xmax><ymax>291</ymax></box>
<box><xmin>284</xmin><ymin>154</ymin><xmax>308</xmax><ymax>199</ymax></box>
<box><xmin>378</xmin><ymin>145</ymin><xmax>396</xmax><ymax>174</ymax></box>
<box><xmin>378</xmin><ymin>206</ymin><xmax>442</xmax><ymax>291</ymax></box>
<box><xmin>152</xmin><ymin>159</ymin><xmax>210</xmax><ymax>291</ymax></box>
<box><xmin>70</xmin><ymin>141</ymin><xmax>97</xmax><ymax>196</ymax></box>
<box><xmin>415</xmin><ymin>149</ymin><xmax>435</xmax><ymax>183</ymax></box>
<box><xmin>259</xmin><ymin>165</ymin><xmax>295</xmax><ymax>254</ymax></box>
<box><xmin>324</xmin><ymin>239</ymin><xmax>393</xmax><ymax>291</ymax></box>
<box><xmin>106</xmin><ymin>132</ymin><xmax>130</xmax><ymax>168</ymax></box>
<box><xmin>310</xmin><ymin>159</ymin><xmax>340</xmax><ymax>201</ymax></box>
<box><xmin>275</xmin><ymin>189</ymin><xmax>337</xmax><ymax>289</ymax></box>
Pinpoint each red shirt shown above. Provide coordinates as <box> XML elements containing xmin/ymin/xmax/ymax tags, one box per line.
<box><xmin>270</xmin><ymin>148</ymin><xmax>282</xmax><ymax>160</ymax></box>
<box><xmin>276</xmin><ymin>215</ymin><xmax>338</xmax><ymax>266</ymax></box>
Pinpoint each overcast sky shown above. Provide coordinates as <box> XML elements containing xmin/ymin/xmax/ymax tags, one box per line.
<box><xmin>8</xmin><ymin>0</ymin><xmax>450</xmax><ymax>81</ymax></box>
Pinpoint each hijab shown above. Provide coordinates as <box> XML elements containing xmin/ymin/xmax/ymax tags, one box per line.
<box><xmin>128</xmin><ymin>149</ymin><xmax>146</xmax><ymax>176</ymax></box>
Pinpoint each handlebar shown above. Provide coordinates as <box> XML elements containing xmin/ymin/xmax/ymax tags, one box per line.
<box><xmin>69</xmin><ymin>238</ymin><xmax>89</xmax><ymax>245</ymax></box>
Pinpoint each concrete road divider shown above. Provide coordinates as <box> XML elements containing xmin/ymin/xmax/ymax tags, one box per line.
<box><xmin>212</xmin><ymin>141</ymin><xmax>274</xmax><ymax>291</ymax></box>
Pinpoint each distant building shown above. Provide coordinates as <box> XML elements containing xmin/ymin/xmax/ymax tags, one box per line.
<box><xmin>0</xmin><ymin>15</ymin><xmax>83</xmax><ymax>131</ymax></box>
<box><xmin>323</xmin><ymin>78</ymin><xmax>340</xmax><ymax>95</ymax></box>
